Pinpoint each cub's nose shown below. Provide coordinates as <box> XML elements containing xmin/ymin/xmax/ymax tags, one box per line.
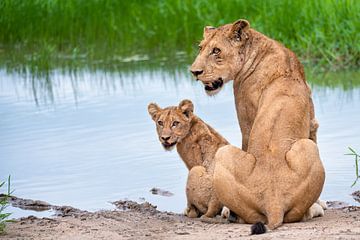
<box><xmin>190</xmin><ymin>70</ymin><xmax>203</xmax><ymax>77</ymax></box>
<box><xmin>161</xmin><ymin>136</ymin><xmax>170</xmax><ymax>141</ymax></box>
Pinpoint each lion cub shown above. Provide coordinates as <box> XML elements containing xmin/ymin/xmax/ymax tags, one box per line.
<box><xmin>148</xmin><ymin>99</ymin><xmax>228</xmax><ymax>218</ymax></box>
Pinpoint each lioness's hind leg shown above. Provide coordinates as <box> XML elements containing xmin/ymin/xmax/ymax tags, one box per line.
<box><xmin>286</xmin><ymin>139</ymin><xmax>322</xmax><ymax>176</ymax></box>
<box><xmin>285</xmin><ymin>139</ymin><xmax>325</xmax><ymax>222</ymax></box>
<box><xmin>213</xmin><ymin>145</ymin><xmax>263</xmax><ymax>223</ymax></box>
<box><xmin>214</xmin><ymin>145</ymin><xmax>256</xmax><ymax>184</ymax></box>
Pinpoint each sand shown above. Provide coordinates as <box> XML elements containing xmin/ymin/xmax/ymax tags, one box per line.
<box><xmin>0</xmin><ymin>197</ymin><xmax>359</xmax><ymax>240</ymax></box>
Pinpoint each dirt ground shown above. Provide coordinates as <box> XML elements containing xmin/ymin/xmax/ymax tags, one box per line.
<box><xmin>0</xmin><ymin>197</ymin><xmax>360</xmax><ymax>240</ymax></box>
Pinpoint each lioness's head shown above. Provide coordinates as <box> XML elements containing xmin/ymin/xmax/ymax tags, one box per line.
<box><xmin>190</xmin><ymin>19</ymin><xmax>250</xmax><ymax>95</ymax></box>
<box><xmin>148</xmin><ymin>100</ymin><xmax>194</xmax><ymax>151</ymax></box>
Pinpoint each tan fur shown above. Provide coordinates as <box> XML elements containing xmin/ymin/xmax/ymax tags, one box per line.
<box><xmin>191</xmin><ymin>19</ymin><xmax>325</xmax><ymax>230</ymax></box>
<box><xmin>148</xmin><ymin>100</ymin><xmax>228</xmax><ymax>218</ymax></box>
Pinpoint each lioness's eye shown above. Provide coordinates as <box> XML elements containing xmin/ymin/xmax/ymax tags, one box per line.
<box><xmin>157</xmin><ymin>120</ymin><xmax>163</xmax><ymax>126</ymax></box>
<box><xmin>212</xmin><ymin>47</ymin><xmax>221</xmax><ymax>55</ymax></box>
<box><xmin>172</xmin><ymin>121</ymin><xmax>180</xmax><ymax>127</ymax></box>
<box><xmin>198</xmin><ymin>45</ymin><xmax>202</xmax><ymax>51</ymax></box>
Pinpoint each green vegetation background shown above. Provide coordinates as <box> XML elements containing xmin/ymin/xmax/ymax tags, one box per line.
<box><xmin>0</xmin><ymin>0</ymin><xmax>359</xmax><ymax>72</ymax></box>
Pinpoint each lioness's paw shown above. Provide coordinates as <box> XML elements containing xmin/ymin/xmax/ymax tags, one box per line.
<box><xmin>302</xmin><ymin>202</ymin><xmax>324</xmax><ymax>221</ymax></box>
<box><xmin>313</xmin><ymin>204</ymin><xmax>325</xmax><ymax>218</ymax></box>
<box><xmin>317</xmin><ymin>199</ymin><xmax>327</xmax><ymax>210</ymax></box>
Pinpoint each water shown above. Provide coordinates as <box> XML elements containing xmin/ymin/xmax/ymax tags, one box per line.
<box><xmin>0</xmin><ymin>68</ymin><xmax>359</xmax><ymax>218</ymax></box>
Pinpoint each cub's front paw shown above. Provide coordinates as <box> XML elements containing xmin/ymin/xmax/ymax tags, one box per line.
<box><xmin>184</xmin><ymin>206</ymin><xmax>199</xmax><ymax>218</ymax></box>
<box><xmin>221</xmin><ymin>206</ymin><xmax>230</xmax><ymax>219</ymax></box>
<box><xmin>220</xmin><ymin>206</ymin><xmax>245</xmax><ymax>223</ymax></box>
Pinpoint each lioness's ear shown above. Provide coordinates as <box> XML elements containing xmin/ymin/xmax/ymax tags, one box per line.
<box><xmin>178</xmin><ymin>99</ymin><xmax>194</xmax><ymax>118</ymax></box>
<box><xmin>148</xmin><ymin>103</ymin><xmax>161</xmax><ymax>121</ymax></box>
<box><xmin>203</xmin><ymin>26</ymin><xmax>216</xmax><ymax>39</ymax></box>
<box><xmin>229</xmin><ymin>19</ymin><xmax>250</xmax><ymax>41</ymax></box>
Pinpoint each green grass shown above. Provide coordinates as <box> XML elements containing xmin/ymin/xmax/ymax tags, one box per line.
<box><xmin>0</xmin><ymin>176</ymin><xmax>12</xmax><ymax>234</ymax></box>
<box><xmin>346</xmin><ymin>147</ymin><xmax>360</xmax><ymax>187</ymax></box>
<box><xmin>0</xmin><ymin>0</ymin><xmax>359</xmax><ymax>74</ymax></box>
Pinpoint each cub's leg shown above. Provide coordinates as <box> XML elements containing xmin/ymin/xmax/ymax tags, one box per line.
<box><xmin>202</xmin><ymin>194</ymin><xmax>222</xmax><ymax>218</ymax></box>
<box><xmin>186</xmin><ymin>166</ymin><xmax>212</xmax><ymax>216</ymax></box>
<box><xmin>184</xmin><ymin>203</ymin><xmax>199</xmax><ymax>218</ymax></box>
<box><xmin>284</xmin><ymin>139</ymin><xmax>325</xmax><ymax>223</ymax></box>
<box><xmin>213</xmin><ymin>145</ymin><xmax>265</xmax><ymax>223</ymax></box>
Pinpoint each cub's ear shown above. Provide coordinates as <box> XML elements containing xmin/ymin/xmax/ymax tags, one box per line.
<box><xmin>148</xmin><ymin>103</ymin><xmax>161</xmax><ymax>121</ymax></box>
<box><xmin>203</xmin><ymin>26</ymin><xmax>216</xmax><ymax>39</ymax></box>
<box><xmin>178</xmin><ymin>99</ymin><xmax>194</xmax><ymax>118</ymax></box>
<box><xmin>229</xmin><ymin>19</ymin><xmax>250</xmax><ymax>41</ymax></box>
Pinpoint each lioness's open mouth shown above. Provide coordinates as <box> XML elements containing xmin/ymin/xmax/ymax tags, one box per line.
<box><xmin>204</xmin><ymin>79</ymin><xmax>224</xmax><ymax>92</ymax></box>
<box><xmin>162</xmin><ymin>142</ymin><xmax>177</xmax><ymax>150</ymax></box>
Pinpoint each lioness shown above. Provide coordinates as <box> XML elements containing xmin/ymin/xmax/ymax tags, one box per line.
<box><xmin>190</xmin><ymin>19</ymin><xmax>325</xmax><ymax>231</ymax></box>
<box><xmin>148</xmin><ymin>99</ymin><xmax>227</xmax><ymax>218</ymax></box>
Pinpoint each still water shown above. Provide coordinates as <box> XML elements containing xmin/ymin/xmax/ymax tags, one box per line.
<box><xmin>0</xmin><ymin>68</ymin><xmax>359</xmax><ymax>218</ymax></box>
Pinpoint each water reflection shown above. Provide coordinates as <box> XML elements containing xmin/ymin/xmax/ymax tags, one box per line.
<box><xmin>1</xmin><ymin>63</ymin><xmax>360</xmax><ymax>106</ymax></box>
<box><xmin>0</xmin><ymin>67</ymin><xmax>359</xmax><ymax>218</ymax></box>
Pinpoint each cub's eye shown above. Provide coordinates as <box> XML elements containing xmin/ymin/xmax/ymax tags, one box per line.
<box><xmin>211</xmin><ymin>47</ymin><xmax>221</xmax><ymax>55</ymax></box>
<box><xmin>157</xmin><ymin>120</ymin><xmax>163</xmax><ymax>126</ymax></box>
<box><xmin>198</xmin><ymin>45</ymin><xmax>202</xmax><ymax>51</ymax></box>
<box><xmin>172</xmin><ymin>121</ymin><xmax>180</xmax><ymax>127</ymax></box>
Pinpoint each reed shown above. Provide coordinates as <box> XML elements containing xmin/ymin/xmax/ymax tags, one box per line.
<box><xmin>346</xmin><ymin>148</ymin><xmax>360</xmax><ymax>187</ymax></box>
<box><xmin>0</xmin><ymin>176</ymin><xmax>12</xmax><ymax>234</ymax></box>
<box><xmin>0</xmin><ymin>0</ymin><xmax>359</xmax><ymax>71</ymax></box>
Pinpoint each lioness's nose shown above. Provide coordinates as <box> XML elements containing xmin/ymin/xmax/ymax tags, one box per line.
<box><xmin>190</xmin><ymin>70</ymin><xmax>203</xmax><ymax>77</ymax></box>
<box><xmin>161</xmin><ymin>136</ymin><xmax>170</xmax><ymax>141</ymax></box>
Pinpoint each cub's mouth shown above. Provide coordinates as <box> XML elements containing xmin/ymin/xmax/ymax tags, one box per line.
<box><xmin>162</xmin><ymin>141</ymin><xmax>177</xmax><ymax>150</ymax></box>
<box><xmin>204</xmin><ymin>78</ymin><xmax>224</xmax><ymax>92</ymax></box>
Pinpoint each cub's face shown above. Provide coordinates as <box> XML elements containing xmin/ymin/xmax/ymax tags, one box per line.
<box><xmin>148</xmin><ymin>100</ymin><xmax>194</xmax><ymax>151</ymax></box>
<box><xmin>190</xmin><ymin>19</ymin><xmax>250</xmax><ymax>95</ymax></box>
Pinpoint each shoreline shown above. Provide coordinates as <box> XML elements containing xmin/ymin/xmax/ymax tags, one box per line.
<box><xmin>0</xmin><ymin>196</ymin><xmax>360</xmax><ymax>239</ymax></box>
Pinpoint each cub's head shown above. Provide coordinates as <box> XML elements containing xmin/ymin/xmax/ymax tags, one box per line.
<box><xmin>190</xmin><ymin>19</ymin><xmax>250</xmax><ymax>95</ymax></box>
<box><xmin>148</xmin><ymin>100</ymin><xmax>194</xmax><ymax>151</ymax></box>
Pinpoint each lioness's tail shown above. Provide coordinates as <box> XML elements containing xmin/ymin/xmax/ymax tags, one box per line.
<box><xmin>251</xmin><ymin>205</ymin><xmax>283</xmax><ymax>234</ymax></box>
<box><xmin>251</xmin><ymin>222</ymin><xmax>266</xmax><ymax>235</ymax></box>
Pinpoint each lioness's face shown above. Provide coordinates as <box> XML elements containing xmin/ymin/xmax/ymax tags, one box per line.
<box><xmin>190</xmin><ymin>19</ymin><xmax>250</xmax><ymax>95</ymax></box>
<box><xmin>148</xmin><ymin>100</ymin><xmax>194</xmax><ymax>151</ymax></box>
